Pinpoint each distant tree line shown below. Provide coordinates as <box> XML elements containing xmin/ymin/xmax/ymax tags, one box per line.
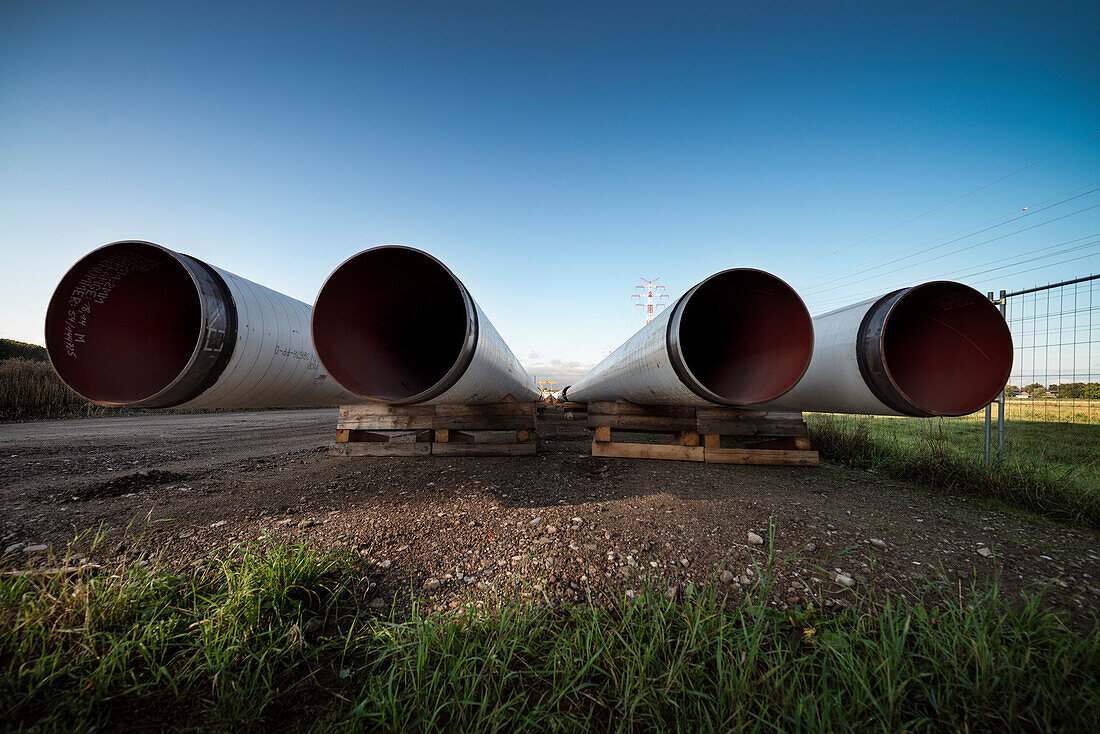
<box><xmin>0</xmin><ymin>338</ymin><xmax>48</xmax><ymax>362</ymax></box>
<box><xmin>1004</xmin><ymin>382</ymin><xmax>1100</xmax><ymax>399</ymax></box>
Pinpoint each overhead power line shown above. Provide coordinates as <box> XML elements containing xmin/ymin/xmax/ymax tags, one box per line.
<box><xmin>798</xmin><ymin>184</ymin><xmax>1100</xmax><ymax>294</ymax></box>
<box><xmin>789</xmin><ymin>130</ymin><xmax>1100</xmax><ymax>274</ymax></box>
<box><xmin>802</xmin><ymin>201</ymin><xmax>1100</xmax><ymax>298</ymax></box>
<box><xmin>801</xmin><ymin>240</ymin><xmax>1100</xmax><ymax>314</ymax></box>
<box><xmin>943</xmin><ymin>235</ymin><xmax>1100</xmax><ymax>282</ymax></box>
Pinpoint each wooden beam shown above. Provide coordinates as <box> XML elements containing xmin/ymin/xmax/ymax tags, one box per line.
<box><xmin>695</xmin><ymin>419</ymin><xmax>808</xmax><ymax>436</ymax></box>
<box><xmin>331</xmin><ymin>442</ymin><xmax>432</xmax><ymax>457</ymax></box>
<box><xmin>587</xmin><ymin>414</ymin><xmax>697</xmax><ymax>431</ymax></box>
<box><xmin>703</xmin><ymin>433</ymin><xmax>721</xmax><ymax>449</ymax></box>
<box><xmin>593</xmin><ymin>425</ymin><xmax>611</xmax><ymax>443</ymax></box>
<box><xmin>430</xmin><ymin>414</ymin><xmax>536</xmax><ymax>430</ymax></box>
<box><xmin>341</xmin><ymin>404</ymin><xmax>436</xmax><ymax>419</ymax></box>
<box><xmin>587</xmin><ymin>400</ymin><xmax>694</xmax><ymax>418</ymax></box>
<box><xmin>432</xmin><ymin>442</ymin><xmax>537</xmax><ymax>456</ymax></box>
<box><xmin>744</xmin><ymin>436</ymin><xmax>814</xmax><ymax>451</ymax></box>
<box><xmin>334</xmin><ymin>400</ymin><xmax>540</xmax><ymax>457</ymax></box>
<box><xmin>339</xmin><ymin>401</ymin><xmax>535</xmax><ymax>432</ymax></box>
<box><xmin>695</xmin><ymin>407</ymin><xmax>803</xmax><ymax>421</ymax></box>
<box><xmin>337</xmin><ymin>415</ymin><xmax>435</xmax><ymax>430</ymax></box>
<box><xmin>434</xmin><ymin>401</ymin><xmax>535</xmax><ymax>417</ymax></box>
<box><xmin>592</xmin><ymin>442</ymin><xmax>704</xmax><ymax>462</ymax></box>
<box><xmin>694</xmin><ymin>407</ymin><xmax>807</xmax><ymax>436</ymax></box>
<box><xmin>704</xmin><ymin>448</ymin><xmax>818</xmax><ymax>466</ymax></box>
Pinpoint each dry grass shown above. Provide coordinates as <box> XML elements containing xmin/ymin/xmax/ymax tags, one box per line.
<box><xmin>0</xmin><ymin>358</ymin><xmax>243</xmax><ymax>421</ymax></box>
<box><xmin>0</xmin><ymin>358</ymin><xmax>97</xmax><ymax>421</ymax></box>
<box><xmin>960</xmin><ymin>398</ymin><xmax>1100</xmax><ymax>426</ymax></box>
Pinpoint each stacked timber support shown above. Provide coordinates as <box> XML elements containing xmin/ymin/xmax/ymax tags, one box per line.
<box><xmin>333</xmin><ymin>397</ymin><xmax>537</xmax><ymax>457</ymax></box>
<box><xmin>587</xmin><ymin>400</ymin><xmax>817</xmax><ymax>466</ymax></box>
<box><xmin>562</xmin><ymin>401</ymin><xmax>588</xmax><ymax>420</ymax></box>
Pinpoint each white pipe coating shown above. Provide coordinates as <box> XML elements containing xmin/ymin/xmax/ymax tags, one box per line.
<box><xmin>311</xmin><ymin>245</ymin><xmax>541</xmax><ymax>405</ymax></box>
<box><xmin>45</xmin><ymin>241</ymin><xmax>358</xmax><ymax>409</ymax></box>
<box><xmin>563</xmin><ymin>269</ymin><xmax>814</xmax><ymax>406</ymax></box>
<box><xmin>760</xmin><ymin>282</ymin><xmax>1013</xmax><ymax>417</ymax></box>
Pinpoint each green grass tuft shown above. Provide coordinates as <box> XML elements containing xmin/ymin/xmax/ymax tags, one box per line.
<box><xmin>808</xmin><ymin>413</ymin><xmax>1100</xmax><ymax>529</ymax></box>
<box><xmin>1</xmin><ymin>541</ymin><xmax>352</xmax><ymax>730</ymax></box>
<box><xmin>2</xmin><ymin>541</ymin><xmax>1097</xmax><ymax>732</ymax></box>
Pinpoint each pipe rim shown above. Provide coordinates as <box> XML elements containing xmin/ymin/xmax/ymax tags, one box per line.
<box><xmin>665</xmin><ymin>268</ymin><xmax>814</xmax><ymax>406</ymax></box>
<box><xmin>311</xmin><ymin>245</ymin><xmax>479</xmax><ymax>405</ymax></box>
<box><xmin>44</xmin><ymin>240</ymin><xmax>236</xmax><ymax>408</ymax></box>
<box><xmin>857</xmin><ymin>281</ymin><xmax>1013</xmax><ymax>417</ymax></box>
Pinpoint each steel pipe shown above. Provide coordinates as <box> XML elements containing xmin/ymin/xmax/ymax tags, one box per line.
<box><xmin>760</xmin><ymin>281</ymin><xmax>1013</xmax><ymax>416</ymax></box>
<box><xmin>311</xmin><ymin>245</ymin><xmax>541</xmax><ymax>404</ymax></box>
<box><xmin>562</xmin><ymin>269</ymin><xmax>814</xmax><ymax>406</ymax></box>
<box><xmin>45</xmin><ymin>241</ymin><xmax>358</xmax><ymax>408</ymax></box>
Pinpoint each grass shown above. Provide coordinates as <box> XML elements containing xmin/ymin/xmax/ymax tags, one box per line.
<box><xmin>2</xmin><ymin>539</ymin><xmax>1097</xmax><ymax>732</ymax></box>
<box><xmin>0</xmin><ymin>358</ymin><xmax>290</xmax><ymax>421</ymax></box>
<box><xmin>0</xmin><ymin>359</ymin><xmax>95</xmax><ymax>421</ymax></box>
<box><xmin>992</xmin><ymin>398</ymin><xmax>1100</xmax><ymax>425</ymax></box>
<box><xmin>807</xmin><ymin>412</ymin><xmax>1100</xmax><ymax>528</ymax></box>
<box><xmin>1</xmin><ymin>540</ymin><xmax>351</xmax><ymax>730</ymax></box>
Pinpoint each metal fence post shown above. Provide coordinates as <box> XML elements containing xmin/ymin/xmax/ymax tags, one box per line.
<box><xmin>984</xmin><ymin>291</ymin><xmax>994</xmax><ymax>465</ymax></box>
<box><xmin>996</xmin><ymin>289</ymin><xmax>1007</xmax><ymax>462</ymax></box>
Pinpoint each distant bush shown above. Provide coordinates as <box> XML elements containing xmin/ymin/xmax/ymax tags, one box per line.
<box><xmin>0</xmin><ymin>338</ymin><xmax>48</xmax><ymax>363</ymax></box>
<box><xmin>1050</xmin><ymin>382</ymin><xmax>1100</xmax><ymax>400</ymax></box>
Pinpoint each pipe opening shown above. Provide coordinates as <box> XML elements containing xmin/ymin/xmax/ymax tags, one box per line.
<box><xmin>312</xmin><ymin>247</ymin><xmax>472</xmax><ymax>402</ymax></box>
<box><xmin>676</xmin><ymin>270</ymin><xmax>814</xmax><ymax>404</ymax></box>
<box><xmin>45</xmin><ymin>242</ymin><xmax>201</xmax><ymax>405</ymax></box>
<box><xmin>881</xmin><ymin>283</ymin><xmax>1013</xmax><ymax>416</ymax></box>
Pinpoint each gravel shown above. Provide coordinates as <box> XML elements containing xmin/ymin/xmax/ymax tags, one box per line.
<box><xmin>0</xmin><ymin>409</ymin><xmax>1096</xmax><ymax>625</ymax></box>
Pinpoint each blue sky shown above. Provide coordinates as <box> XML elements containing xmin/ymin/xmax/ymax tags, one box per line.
<box><xmin>2</xmin><ymin>1</ymin><xmax>1098</xmax><ymax>383</ymax></box>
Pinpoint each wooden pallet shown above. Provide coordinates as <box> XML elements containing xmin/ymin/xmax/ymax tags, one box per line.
<box><xmin>332</xmin><ymin>396</ymin><xmax>537</xmax><ymax>456</ymax></box>
<box><xmin>587</xmin><ymin>400</ymin><xmax>817</xmax><ymax>466</ymax></box>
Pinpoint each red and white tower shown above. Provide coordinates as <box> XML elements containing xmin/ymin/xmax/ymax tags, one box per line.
<box><xmin>633</xmin><ymin>277</ymin><xmax>668</xmax><ymax>325</ymax></box>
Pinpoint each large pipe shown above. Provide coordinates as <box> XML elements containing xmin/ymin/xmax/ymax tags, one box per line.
<box><xmin>311</xmin><ymin>245</ymin><xmax>541</xmax><ymax>404</ymax></box>
<box><xmin>45</xmin><ymin>241</ymin><xmax>358</xmax><ymax>408</ymax></box>
<box><xmin>760</xmin><ymin>281</ymin><xmax>1013</xmax><ymax>416</ymax></box>
<box><xmin>562</xmin><ymin>269</ymin><xmax>814</xmax><ymax>406</ymax></box>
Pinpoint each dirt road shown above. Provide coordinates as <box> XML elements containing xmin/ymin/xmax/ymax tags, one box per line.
<box><xmin>2</xmin><ymin>409</ymin><xmax>1097</xmax><ymax>622</ymax></box>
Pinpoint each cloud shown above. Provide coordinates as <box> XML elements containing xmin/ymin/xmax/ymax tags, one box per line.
<box><xmin>520</xmin><ymin>357</ymin><xmax>594</xmax><ymax>384</ymax></box>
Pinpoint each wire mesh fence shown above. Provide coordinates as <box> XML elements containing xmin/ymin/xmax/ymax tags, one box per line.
<box><xmin>805</xmin><ymin>273</ymin><xmax>1099</xmax><ymax>519</ymax></box>
<box><xmin>993</xmin><ymin>273</ymin><xmax>1099</xmax><ymax>489</ymax></box>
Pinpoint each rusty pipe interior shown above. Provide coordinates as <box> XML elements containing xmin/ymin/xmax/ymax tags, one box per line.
<box><xmin>670</xmin><ymin>269</ymin><xmax>815</xmax><ymax>404</ymax></box>
<box><xmin>311</xmin><ymin>246</ymin><xmax>476</xmax><ymax>403</ymax></box>
<box><xmin>866</xmin><ymin>282</ymin><xmax>1014</xmax><ymax>416</ymax></box>
<box><xmin>44</xmin><ymin>242</ymin><xmax>209</xmax><ymax>406</ymax></box>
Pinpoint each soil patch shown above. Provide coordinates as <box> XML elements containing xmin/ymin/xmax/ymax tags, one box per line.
<box><xmin>1</xmin><ymin>409</ymin><xmax>1096</xmax><ymax>627</ymax></box>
